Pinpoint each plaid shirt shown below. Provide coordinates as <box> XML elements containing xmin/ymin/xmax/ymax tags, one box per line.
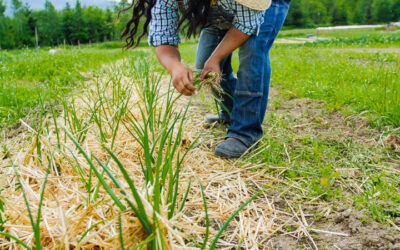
<box><xmin>148</xmin><ymin>0</ymin><xmax>265</xmax><ymax>46</ymax></box>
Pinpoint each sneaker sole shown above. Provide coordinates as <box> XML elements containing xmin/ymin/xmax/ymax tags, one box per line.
<box><xmin>214</xmin><ymin>142</ymin><xmax>260</xmax><ymax>159</ymax></box>
<box><xmin>205</xmin><ymin>120</ymin><xmax>231</xmax><ymax>125</ymax></box>
<box><xmin>214</xmin><ymin>147</ymin><xmax>243</xmax><ymax>159</ymax></box>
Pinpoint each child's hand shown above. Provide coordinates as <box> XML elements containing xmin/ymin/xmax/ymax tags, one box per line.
<box><xmin>201</xmin><ymin>58</ymin><xmax>221</xmax><ymax>81</ymax></box>
<box><xmin>171</xmin><ymin>62</ymin><xmax>196</xmax><ymax>96</ymax></box>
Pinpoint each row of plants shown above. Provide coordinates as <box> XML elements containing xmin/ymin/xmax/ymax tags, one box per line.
<box><xmin>0</xmin><ymin>55</ymin><xmax>260</xmax><ymax>248</ymax></box>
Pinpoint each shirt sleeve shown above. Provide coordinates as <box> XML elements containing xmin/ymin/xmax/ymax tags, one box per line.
<box><xmin>148</xmin><ymin>0</ymin><xmax>181</xmax><ymax>46</ymax></box>
<box><xmin>232</xmin><ymin>2</ymin><xmax>265</xmax><ymax>36</ymax></box>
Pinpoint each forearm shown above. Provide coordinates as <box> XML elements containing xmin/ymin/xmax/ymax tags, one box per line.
<box><xmin>154</xmin><ymin>44</ymin><xmax>196</xmax><ymax>96</ymax></box>
<box><xmin>200</xmin><ymin>26</ymin><xmax>250</xmax><ymax>79</ymax></box>
<box><xmin>209</xmin><ymin>26</ymin><xmax>250</xmax><ymax>62</ymax></box>
<box><xmin>155</xmin><ymin>45</ymin><xmax>182</xmax><ymax>75</ymax></box>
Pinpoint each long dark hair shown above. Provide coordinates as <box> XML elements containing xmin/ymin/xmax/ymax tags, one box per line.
<box><xmin>120</xmin><ymin>0</ymin><xmax>211</xmax><ymax>48</ymax></box>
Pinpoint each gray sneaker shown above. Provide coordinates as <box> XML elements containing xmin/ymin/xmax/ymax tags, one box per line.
<box><xmin>214</xmin><ymin>138</ymin><xmax>249</xmax><ymax>159</ymax></box>
<box><xmin>205</xmin><ymin>114</ymin><xmax>230</xmax><ymax>125</ymax></box>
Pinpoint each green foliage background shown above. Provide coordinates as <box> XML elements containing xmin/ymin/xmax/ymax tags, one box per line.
<box><xmin>0</xmin><ymin>0</ymin><xmax>400</xmax><ymax>50</ymax></box>
<box><xmin>0</xmin><ymin>0</ymin><xmax>134</xmax><ymax>50</ymax></box>
<box><xmin>285</xmin><ymin>0</ymin><xmax>400</xmax><ymax>28</ymax></box>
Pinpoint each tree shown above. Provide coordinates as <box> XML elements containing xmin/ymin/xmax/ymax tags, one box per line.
<box><xmin>372</xmin><ymin>0</ymin><xmax>395</xmax><ymax>23</ymax></box>
<box><xmin>1</xmin><ymin>0</ymin><xmax>398</xmax><ymax>49</ymax></box>
<box><xmin>70</xmin><ymin>0</ymin><xmax>88</xmax><ymax>44</ymax></box>
<box><xmin>85</xmin><ymin>6</ymin><xmax>106</xmax><ymax>43</ymax></box>
<box><xmin>300</xmin><ymin>0</ymin><xmax>329</xmax><ymax>27</ymax></box>
<box><xmin>11</xmin><ymin>0</ymin><xmax>22</xmax><ymax>15</ymax></box>
<box><xmin>36</xmin><ymin>0</ymin><xmax>61</xmax><ymax>46</ymax></box>
<box><xmin>354</xmin><ymin>0</ymin><xmax>373</xmax><ymax>24</ymax></box>
<box><xmin>285</xmin><ymin>0</ymin><xmax>304</xmax><ymax>27</ymax></box>
<box><xmin>331</xmin><ymin>0</ymin><xmax>349</xmax><ymax>25</ymax></box>
<box><xmin>0</xmin><ymin>0</ymin><xmax>5</xmax><ymax>15</ymax></box>
<box><xmin>114</xmin><ymin>0</ymin><xmax>131</xmax><ymax>39</ymax></box>
<box><xmin>0</xmin><ymin>0</ymin><xmax>9</xmax><ymax>49</ymax></box>
<box><xmin>11</xmin><ymin>0</ymin><xmax>35</xmax><ymax>47</ymax></box>
<box><xmin>104</xmin><ymin>8</ymin><xmax>116</xmax><ymax>41</ymax></box>
<box><xmin>61</xmin><ymin>2</ymin><xmax>74</xmax><ymax>44</ymax></box>
<box><xmin>393</xmin><ymin>0</ymin><xmax>400</xmax><ymax>21</ymax></box>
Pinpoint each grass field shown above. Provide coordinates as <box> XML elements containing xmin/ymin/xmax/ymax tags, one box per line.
<box><xmin>272</xmin><ymin>48</ymin><xmax>400</xmax><ymax>126</ymax></box>
<box><xmin>0</xmin><ymin>27</ymin><xmax>399</xmax><ymax>248</ymax></box>
<box><xmin>179</xmin><ymin>29</ymin><xmax>400</xmax><ymax>219</ymax></box>
<box><xmin>180</xmin><ymin>30</ymin><xmax>400</xmax><ymax>128</ymax></box>
<box><xmin>278</xmin><ymin>27</ymin><xmax>397</xmax><ymax>39</ymax></box>
<box><xmin>0</xmin><ymin>46</ymin><xmax>144</xmax><ymax>128</ymax></box>
<box><xmin>278</xmin><ymin>27</ymin><xmax>400</xmax><ymax>48</ymax></box>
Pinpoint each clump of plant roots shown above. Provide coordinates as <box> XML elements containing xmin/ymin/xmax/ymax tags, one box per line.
<box><xmin>196</xmin><ymin>72</ymin><xmax>223</xmax><ymax>94</ymax></box>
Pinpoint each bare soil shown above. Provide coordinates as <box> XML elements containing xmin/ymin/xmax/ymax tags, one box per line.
<box><xmin>328</xmin><ymin>48</ymin><xmax>400</xmax><ymax>53</ymax></box>
<box><xmin>195</xmin><ymin>87</ymin><xmax>400</xmax><ymax>249</ymax></box>
<box><xmin>268</xmin><ymin>205</ymin><xmax>400</xmax><ymax>249</ymax></box>
<box><xmin>264</xmin><ymin>87</ymin><xmax>400</xmax><ymax>249</ymax></box>
<box><xmin>268</xmin><ymin>87</ymin><xmax>381</xmax><ymax>146</ymax></box>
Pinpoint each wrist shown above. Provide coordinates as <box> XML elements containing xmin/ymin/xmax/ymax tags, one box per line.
<box><xmin>208</xmin><ymin>54</ymin><xmax>222</xmax><ymax>64</ymax></box>
<box><xmin>168</xmin><ymin>61</ymin><xmax>183</xmax><ymax>76</ymax></box>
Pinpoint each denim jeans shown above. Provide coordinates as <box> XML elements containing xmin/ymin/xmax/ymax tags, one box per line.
<box><xmin>195</xmin><ymin>0</ymin><xmax>290</xmax><ymax>147</ymax></box>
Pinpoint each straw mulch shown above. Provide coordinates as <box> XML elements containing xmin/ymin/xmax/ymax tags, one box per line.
<box><xmin>0</xmin><ymin>65</ymin><xmax>283</xmax><ymax>249</ymax></box>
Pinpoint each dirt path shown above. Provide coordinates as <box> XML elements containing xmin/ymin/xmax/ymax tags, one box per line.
<box><xmin>275</xmin><ymin>37</ymin><xmax>331</xmax><ymax>44</ymax></box>
<box><xmin>274</xmin><ymin>39</ymin><xmax>400</xmax><ymax>54</ymax></box>
<box><xmin>322</xmin><ymin>48</ymin><xmax>400</xmax><ymax>53</ymax></box>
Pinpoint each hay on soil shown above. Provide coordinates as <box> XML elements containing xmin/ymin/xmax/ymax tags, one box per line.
<box><xmin>0</xmin><ymin>63</ymin><xmax>282</xmax><ymax>249</ymax></box>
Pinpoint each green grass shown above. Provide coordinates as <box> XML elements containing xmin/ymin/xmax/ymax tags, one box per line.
<box><xmin>2</xmin><ymin>28</ymin><xmax>400</xmax><ymax>247</ymax></box>
<box><xmin>243</xmin><ymin>103</ymin><xmax>400</xmax><ymax>222</ymax></box>
<box><xmin>278</xmin><ymin>27</ymin><xmax>398</xmax><ymax>39</ymax></box>
<box><xmin>180</xmin><ymin>36</ymin><xmax>400</xmax><ymax>127</ymax></box>
<box><xmin>271</xmin><ymin>47</ymin><xmax>400</xmax><ymax>127</ymax></box>
<box><xmin>162</xmin><ymin>32</ymin><xmax>400</xmax><ymax>229</ymax></box>
<box><xmin>1</xmin><ymin>53</ymin><xmax>256</xmax><ymax>248</ymax></box>
<box><xmin>2</xmin><ymin>27</ymin><xmax>398</xmax><ymax>129</ymax></box>
<box><xmin>278</xmin><ymin>27</ymin><xmax>400</xmax><ymax>48</ymax></box>
<box><xmin>312</xmin><ymin>31</ymin><xmax>400</xmax><ymax>48</ymax></box>
<box><xmin>0</xmin><ymin>47</ymin><xmax>142</xmax><ymax>128</ymax></box>
<box><xmin>178</xmin><ymin>31</ymin><xmax>400</xmax><ymax>223</ymax></box>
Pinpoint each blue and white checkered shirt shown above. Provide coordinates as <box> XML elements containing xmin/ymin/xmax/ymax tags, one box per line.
<box><xmin>148</xmin><ymin>0</ymin><xmax>265</xmax><ymax>46</ymax></box>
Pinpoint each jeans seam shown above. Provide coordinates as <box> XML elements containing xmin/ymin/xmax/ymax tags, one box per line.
<box><xmin>272</xmin><ymin>3</ymin><xmax>280</xmax><ymax>36</ymax></box>
<box><xmin>234</xmin><ymin>90</ymin><xmax>263</xmax><ymax>97</ymax></box>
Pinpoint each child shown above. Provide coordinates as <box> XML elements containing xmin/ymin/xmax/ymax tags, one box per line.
<box><xmin>122</xmin><ymin>0</ymin><xmax>290</xmax><ymax>158</ymax></box>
